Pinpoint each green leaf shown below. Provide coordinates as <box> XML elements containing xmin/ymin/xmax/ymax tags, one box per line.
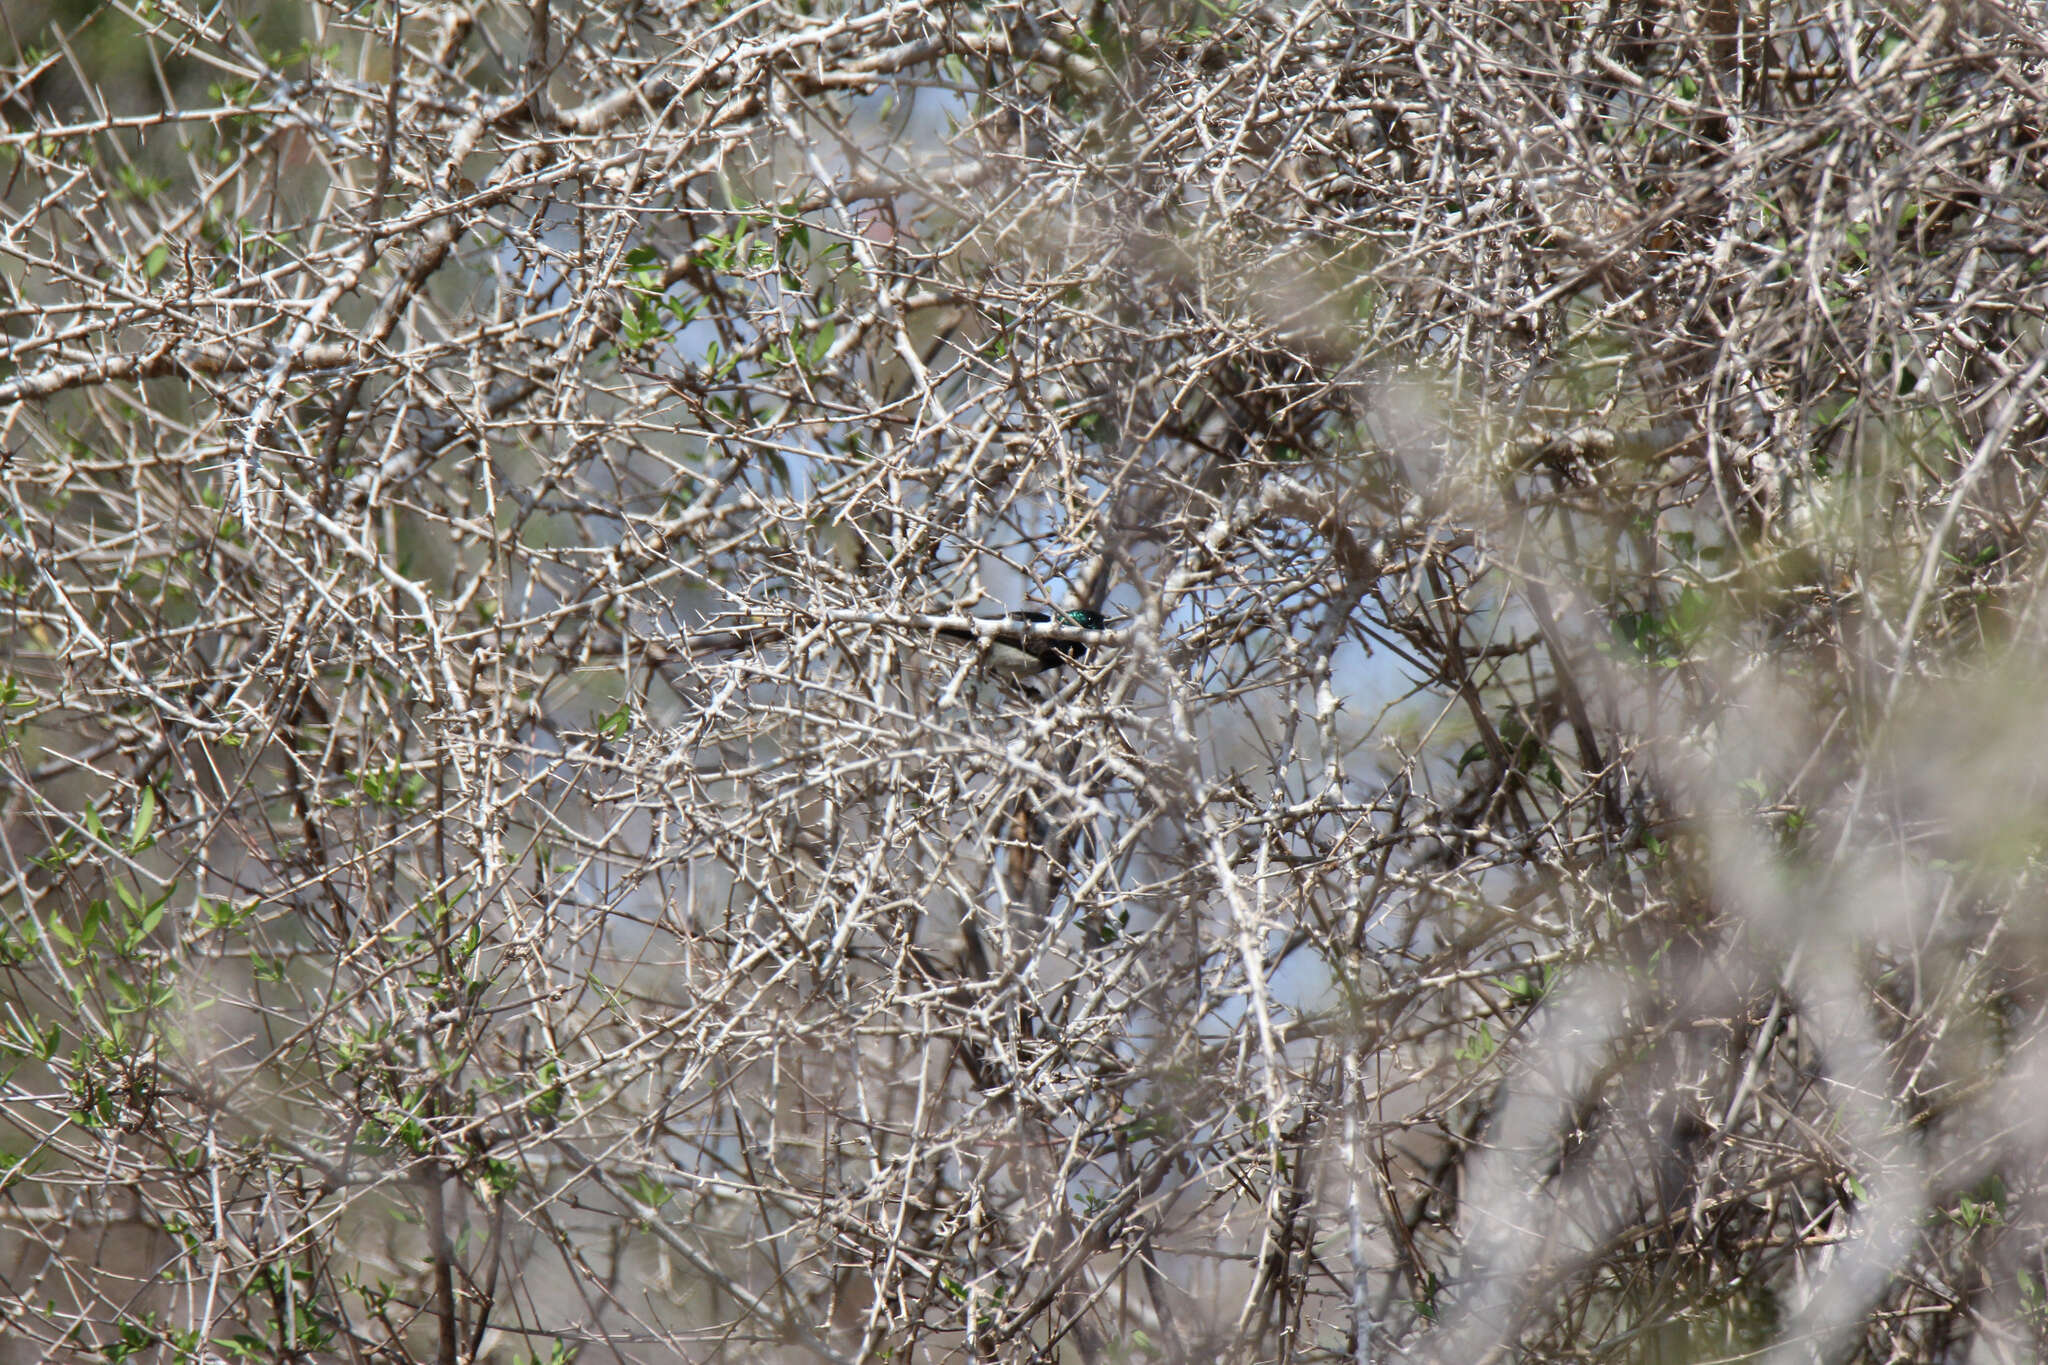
<box><xmin>628</xmin><ymin>1172</ymin><xmax>672</xmax><ymax>1210</ymax></box>
<box><xmin>1455</xmin><ymin>1022</ymin><xmax>1497</xmax><ymax>1064</ymax></box>
<box><xmin>1670</xmin><ymin>585</ymin><xmax>1711</xmax><ymax>639</ymax></box>
<box><xmin>125</xmin><ymin>787</ymin><xmax>156</xmax><ymax>852</ymax></box>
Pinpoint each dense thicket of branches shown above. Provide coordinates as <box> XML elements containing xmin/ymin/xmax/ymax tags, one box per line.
<box><xmin>3</xmin><ymin>0</ymin><xmax>2047</xmax><ymax>1360</ymax></box>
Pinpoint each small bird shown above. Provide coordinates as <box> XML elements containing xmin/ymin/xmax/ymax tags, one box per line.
<box><xmin>936</xmin><ymin>608</ymin><xmax>1113</xmax><ymax>677</ymax></box>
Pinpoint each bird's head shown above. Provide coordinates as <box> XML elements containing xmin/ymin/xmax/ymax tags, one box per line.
<box><xmin>1059</xmin><ymin>608</ymin><xmax>1113</xmax><ymax>631</ymax></box>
